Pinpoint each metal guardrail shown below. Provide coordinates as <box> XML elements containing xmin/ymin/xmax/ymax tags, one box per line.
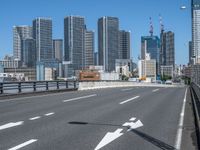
<box><xmin>0</xmin><ymin>80</ymin><xmax>78</xmax><ymax>95</ymax></box>
<box><xmin>190</xmin><ymin>83</ymin><xmax>200</xmax><ymax>146</ymax></box>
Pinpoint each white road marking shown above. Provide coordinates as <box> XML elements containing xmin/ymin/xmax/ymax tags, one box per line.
<box><xmin>174</xmin><ymin>88</ymin><xmax>187</xmax><ymax>150</ymax></box>
<box><xmin>123</xmin><ymin>120</ymin><xmax>143</xmax><ymax>131</ymax></box>
<box><xmin>94</xmin><ymin>128</ymin><xmax>124</xmax><ymax>150</ymax></box>
<box><xmin>8</xmin><ymin>139</ymin><xmax>37</xmax><ymax>150</ymax></box>
<box><xmin>121</xmin><ymin>88</ymin><xmax>133</xmax><ymax>91</ymax></box>
<box><xmin>44</xmin><ymin>112</ymin><xmax>55</xmax><ymax>116</ymax></box>
<box><xmin>152</xmin><ymin>89</ymin><xmax>159</xmax><ymax>92</ymax></box>
<box><xmin>95</xmin><ymin>117</ymin><xmax>143</xmax><ymax>150</ymax></box>
<box><xmin>119</xmin><ymin>96</ymin><xmax>140</xmax><ymax>104</ymax></box>
<box><xmin>29</xmin><ymin>116</ymin><xmax>41</xmax><ymax>121</ymax></box>
<box><xmin>129</xmin><ymin>117</ymin><xmax>136</xmax><ymax>121</ymax></box>
<box><xmin>63</xmin><ymin>94</ymin><xmax>97</xmax><ymax>102</ymax></box>
<box><xmin>0</xmin><ymin>121</ymin><xmax>24</xmax><ymax>131</ymax></box>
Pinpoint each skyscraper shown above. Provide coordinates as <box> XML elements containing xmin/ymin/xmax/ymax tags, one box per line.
<box><xmin>192</xmin><ymin>0</ymin><xmax>200</xmax><ymax>64</ymax></box>
<box><xmin>98</xmin><ymin>17</ymin><xmax>119</xmax><ymax>71</ymax></box>
<box><xmin>119</xmin><ymin>30</ymin><xmax>131</xmax><ymax>59</ymax></box>
<box><xmin>141</xmin><ymin>36</ymin><xmax>160</xmax><ymax>74</ymax></box>
<box><xmin>189</xmin><ymin>41</ymin><xmax>194</xmax><ymax>65</ymax></box>
<box><xmin>160</xmin><ymin>31</ymin><xmax>175</xmax><ymax>67</ymax></box>
<box><xmin>53</xmin><ymin>39</ymin><xmax>63</xmax><ymax>62</ymax></box>
<box><xmin>33</xmin><ymin>18</ymin><xmax>53</xmax><ymax>62</ymax></box>
<box><xmin>13</xmin><ymin>26</ymin><xmax>32</xmax><ymax>61</ymax></box>
<box><xmin>64</xmin><ymin>16</ymin><xmax>85</xmax><ymax>73</ymax></box>
<box><xmin>85</xmin><ymin>30</ymin><xmax>94</xmax><ymax>67</ymax></box>
<box><xmin>22</xmin><ymin>38</ymin><xmax>36</xmax><ymax>67</ymax></box>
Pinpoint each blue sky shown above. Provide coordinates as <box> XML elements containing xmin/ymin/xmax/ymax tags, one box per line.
<box><xmin>0</xmin><ymin>0</ymin><xmax>191</xmax><ymax>65</ymax></box>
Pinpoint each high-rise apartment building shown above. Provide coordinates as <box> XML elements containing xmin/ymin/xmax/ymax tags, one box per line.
<box><xmin>119</xmin><ymin>30</ymin><xmax>131</xmax><ymax>59</ymax></box>
<box><xmin>64</xmin><ymin>16</ymin><xmax>85</xmax><ymax>74</ymax></box>
<box><xmin>98</xmin><ymin>17</ymin><xmax>119</xmax><ymax>71</ymax></box>
<box><xmin>13</xmin><ymin>26</ymin><xmax>32</xmax><ymax>61</ymax></box>
<box><xmin>53</xmin><ymin>39</ymin><xmax>63</xmax><ymax>62</ymax></box>
<box><xmin>192</xmin><ymin>0</ymin><xmax>200</xmax><ymax>64</ymax></box>
<box><xmin>33</xmin><ymin>18</ymin><xmax>53</xmax><ymax>62</ymax></box>
<box><xmin>85</xmin><ymin>30</ymin><xmax>94</xmax><ymax>67</ymax></box>
<box><xmin>160</xmin><ymin>31</ymin><xmax>175</xmax><ymax>67</ymax></box>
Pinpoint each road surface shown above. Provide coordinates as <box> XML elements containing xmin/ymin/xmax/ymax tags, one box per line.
<box><xmin>0</xmin><ymin>86</ymin><xmax>189</xmax><ymax>150</ymax></box>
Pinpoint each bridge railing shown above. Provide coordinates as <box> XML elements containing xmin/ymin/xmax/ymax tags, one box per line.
<box><xmin>0</xmin><ymin>80</ymin><xmax>78</xmax><ymax>95</ymax></box>
<box><xmin>190</xmin><ymin>83</ymin><xmax>200</xmax><ymax>145</ymax></box>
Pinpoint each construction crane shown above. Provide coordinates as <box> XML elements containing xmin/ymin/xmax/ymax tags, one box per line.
<box><xmin>149</xmin><ymin>17</ymin><xmax>154</xmax><ymax>36</ymax></box>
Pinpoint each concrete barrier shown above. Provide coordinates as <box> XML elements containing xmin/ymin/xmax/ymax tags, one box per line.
<box><xmin>78</xmin><ymin>81</ymin><xmax>184</xmax><ymax>90</ymax></box>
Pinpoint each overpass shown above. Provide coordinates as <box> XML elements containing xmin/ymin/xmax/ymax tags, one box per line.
<box><xmin>0</xmin><ymin>81</ymin><xmax>199</xmax><ymax>150</ymax></box>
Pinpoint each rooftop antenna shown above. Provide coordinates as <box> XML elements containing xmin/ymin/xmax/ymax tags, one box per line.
<box><xmin>149</xmin><ymin>17</ymin><xmax>153</xmax><ymax>36</ymax></box>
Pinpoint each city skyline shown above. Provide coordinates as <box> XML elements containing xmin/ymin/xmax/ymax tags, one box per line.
<box><xmin>0</xmin><ymin>0</ymin><xmax>190</xmax><ymax>65</ymax></box>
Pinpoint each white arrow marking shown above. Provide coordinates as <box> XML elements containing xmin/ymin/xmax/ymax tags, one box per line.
<box><xmin>129</xmin><ymin>117</ymin><xmax>136</xmax><ymax>121</ymax></box>
<box><xmin>123</xmin><ymin>120</ymin><xmax>143</xmax><ymax>131</ymax></box>
<box><xmin>94</xmin><ymin>128</ymin><xmax>124</xmax><ymax>150</ymax></box>
<box><xmin>0</xmin><ymin>121</ymin><xmax>24</xmax><ymax>131</ymax></box>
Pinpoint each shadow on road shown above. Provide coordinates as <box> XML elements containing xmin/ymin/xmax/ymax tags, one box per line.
<box><xmin>131</xmin><ymin>129</ymin><xmax>176</xmax><ymax>150</ymax></box>
<box><xmin>68</xmin><ymin>121</ymin><xmax>176</xmax><ymax>150</ymax></box>
<box><xmin>68</xmin><ymin>121</ymin><xmax>122</xmax><ymax>127</ymax></box>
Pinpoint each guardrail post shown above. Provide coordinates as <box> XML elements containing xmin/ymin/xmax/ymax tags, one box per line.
<box><xmin>33</xmin><ymin>82</ymin><xmax>36</xmax><ymax>92</ymax></box>
<box><xmin>0</xmin><ymin>83</ymin><xmax>3</xmax><ymax>94</ymax></box>
<box><xmin>57</xmin><ymin>81</ymin><xmax>59</xmax><ymax>89</ymax></box>
<box><xmin>46</xmin><ymin>81</ymin><xmax>49</xmax><ymax>90</ymax></box>
<box><xmin>66</xmin><ymin>81</ymin><xmax>68</xmax><ymax>89</ymax></box>
<box><xmin>18</xmin><ymin>82</ymin><xmax>21</xmax><ymax>93</ymax></box>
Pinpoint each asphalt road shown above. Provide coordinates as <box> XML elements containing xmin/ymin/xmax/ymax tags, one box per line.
<box><xmin>0</xmin><ymin>86</ymin><xmax>188</xmax><ymax>150</ymax></box>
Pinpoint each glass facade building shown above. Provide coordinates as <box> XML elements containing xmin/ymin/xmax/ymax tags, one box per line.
<box><xmin>64</xmin><ymin>16</ymin><xmax>85</xmax><ymax>75</ymax></box>
<box><xmin>141</xmin><ymin>36</ymin><xmax>160</xmax><ymax>75</ymax></box>
<box><xmin>192</xmin><ymin>0</ymin><xmax>200</xmax><ymax>64</ymax></box>
<box><xmin>33</xmin><ymin>18</ymin><xmax>53</xmax><ymax>62</ymax></box>
<box><xmin>98</xmin><ymin>17</ymin><xmax>119</xmax><ymax>72</ymax></box>
<box><xmin>22</xmin><ymin>38</ymin><xmax>36</xmax><ymax>67</ymax></box>
<box><xmin>119</xmin><ymin>30</ymin><xmax>131</xmax><ymax>59</ymax></box>
<box><xmin>160</xmin><ymin>31</ymin><xmax>175</xmax><ymax>68</ymax></box>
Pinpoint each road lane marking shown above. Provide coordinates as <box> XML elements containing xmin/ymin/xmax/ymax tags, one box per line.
<box><xmin>8</xmin><ymin>139</ymin><xmax>37</xmax><ymax>150</ymax></box>
<box><xmin>119</xmin><ymin>96</ymin><xmax>140</xmax><ymax>104</ymax></box>
<box><xmin>0</xmin><ymin>121</ymin><xmax>24</xmax><ymax>131</ymax></box>
<box><xmin>174</xmin><ymin>88</ymin><xmax>187</xmax><ymax>150</ymax></box>
<box><xmin>44</xmin><ymin>112</ymin><xmax>55</xmax><ymax>116</ymax></box>
<box><xmin>121</xmin><ymin>88</ymin><xmax>133</xmax><ymax>91</ymax></box>
<box><xmin>63</xmin><ymin>94</ymin><xmax>97</xmax><ymax>102</ymax></box>
<box><xmin>29</xmin><ymin>116</ymin><xmax>41</xmax><ymax>121</ymax></box>
<box><xmin>152</xmin><ymin>89</ymin><xmax>159</xmax><ymax>92</ymax></box>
